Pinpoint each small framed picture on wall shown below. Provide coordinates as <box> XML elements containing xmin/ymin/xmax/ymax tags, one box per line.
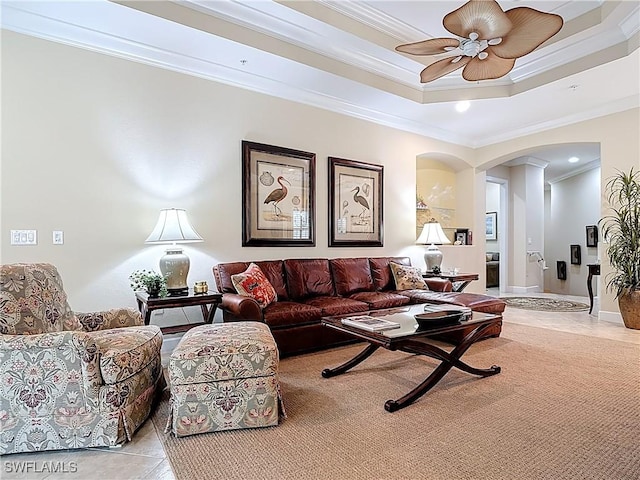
<box><xmin>570</xmin><ymin>244</ymin><xmax>581</xmax><ymax>265</ymax></box>
<box><xmin>557</xmin><ymin>261</ymin><xmax>567</xmax><ymax>280</ymax></box>
<box><xmin>586</xmin><ymin>225</ymin><xmax>598</xmax><ymax>247</ymax></box>
<box><xmin>455</xmin><ymin>228</ymin><xmax>470</xmax><ymax>245</ymax></box>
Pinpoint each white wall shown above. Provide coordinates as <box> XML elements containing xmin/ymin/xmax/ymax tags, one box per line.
<box><xmin>545</xmin><ymin>167</ymin><xmax>601</xmax><ymax>296</ymax></box>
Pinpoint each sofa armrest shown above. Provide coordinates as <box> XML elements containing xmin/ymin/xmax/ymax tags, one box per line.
<box><xmin>220</xmin><ymin>293</ymin><xmax>263</xmax><ymax>321</ymax></box>
<box><xmin>0</xmin><ymin>331</ymin><xmax>103</xmax><ymax>405</ymax></box>
<box><xmin>75</xmin><ymin>308</ymin><xmax>144</xmax><ymax>332</ymax></box>
<box><xmin>425</xmin><ymin>278</ymin><xmax>453</xmax><ymax>292</ymax></box>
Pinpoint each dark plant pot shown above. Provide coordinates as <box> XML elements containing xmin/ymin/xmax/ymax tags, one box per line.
<box><xmin>619</xmin><ymin>289</ymin><xmax>640</xmax><ymax>330</ymax></box>
<box><xmin>147</xmin><ymin>288</ymin><xmax>161</xmax><ymax>298</ymax></box>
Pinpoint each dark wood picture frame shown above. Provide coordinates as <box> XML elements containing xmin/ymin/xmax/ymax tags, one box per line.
<box><xmin>557</xmin><ymin>261</ymin><xmax>567</xmax><ymax>280</ymax></box>
<box><xmin>242</xmin><ymin>140</ymin><xmax>315</xmax><ymax>247</ymax></box>
<box><xmin>570</xmin><ymin>244</ymin><xmax>581</xmax><ymax>265</ymax></box>
<box><xmin>455</xmin><ymin>228</ymin><xmax>470</xmax><ymax>245</ymax></box>
<box><xmin>329</xmin><ymin>157</ymin><xmax>383</xmax><ymax>247</ymax></box>
<box><xmin>586</xmin><ymin>225</ymin><xmax>598</xmax><ymax>247</ymax></box>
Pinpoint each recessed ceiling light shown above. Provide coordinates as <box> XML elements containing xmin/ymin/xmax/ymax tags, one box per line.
<box><xmin>455</xmin><ymin>101</ymin><xmax>470</xmax><ymax>113</ymax></box>
<box><xmin>568</xmin><ymin>156</ymin><xmax>579</xmax><ymax>163</ymax></box>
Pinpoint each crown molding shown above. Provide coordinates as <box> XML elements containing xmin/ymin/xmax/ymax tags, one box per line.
<box><xmin>546</xmin><ymin>160</ymin><xmax>601</xmax><ymax>184</ymax></box>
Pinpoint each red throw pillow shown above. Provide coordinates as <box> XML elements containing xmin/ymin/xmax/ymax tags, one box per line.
<box><xmin>231</xmin><ymin>263</ymin><xmax>277</xmax><ymax>308</ymax></box>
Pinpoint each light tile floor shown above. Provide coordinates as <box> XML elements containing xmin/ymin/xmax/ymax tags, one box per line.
<box><xmin>3</xmin><ymin>293</ymin><xmax>638</xmax><ymax>480</ymax></box>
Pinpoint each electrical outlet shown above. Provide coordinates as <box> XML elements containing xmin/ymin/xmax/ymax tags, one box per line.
<box><xmin>10</xmin><ymin>230</ymin><xmax>37</xmax><ymax>245</ymax></box>
<box><xmin>53</xmin><ymin>231</ymin><xmax>64</xmax><ymax>245</ymax></box>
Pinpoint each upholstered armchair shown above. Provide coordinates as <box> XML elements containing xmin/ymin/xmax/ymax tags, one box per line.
<box><xmin>0</xmin><ymin>263</ymin><xmax>164</xmax><ymax>455</ymax></box>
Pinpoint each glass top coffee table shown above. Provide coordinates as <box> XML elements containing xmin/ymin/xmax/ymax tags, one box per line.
<box><xmin>321</xmin><ymin>303</ymin><xmax>502</xmax><ymax>412</ymax></box>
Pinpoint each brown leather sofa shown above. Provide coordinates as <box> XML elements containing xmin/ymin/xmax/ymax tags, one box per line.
<box><xmin>213</xmin><ymin>257</ymin><xmax>505</xmax><ymax>357</ymax></box>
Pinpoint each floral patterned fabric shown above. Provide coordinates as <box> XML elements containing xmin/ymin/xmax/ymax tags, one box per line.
<box><xmin>0</xmin><ymin>263</ymin><xmax>164</xmax><ymax>455</ymax></box>
<box><xmin>167</xmin><ymin>322</ymin><xmax>283</xmax><ymax>437</ymax></box>
<box><xmin>389</xmin><ymin>262</ymin><xmax>429</xmax><ymax>290</ymax></box>
<box><xmin>231</xmin><ymin>263</ymin><xmax>277</xmax><ymax>308</ymax></box>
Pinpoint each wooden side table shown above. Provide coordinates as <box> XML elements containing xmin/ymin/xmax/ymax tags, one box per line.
<box><xmin>135</xmin><ymin>290</ymin><xmax>223</xmax><ymax>334</ymax></box>
<box><xmin>423</xmin><ymin>272</ymin><xmax>479</xmax><ymax>292</ymax></box>
<box><xmin>587</xmin><ymin>264</ymin><xmax>600</xmax><ymax>314</ymax></box>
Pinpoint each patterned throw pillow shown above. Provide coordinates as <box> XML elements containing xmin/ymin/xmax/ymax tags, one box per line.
<box><xmin>389</xmin><ymin>262</ymin><xmax>428</xmax><ymax>290</ymax></box>
<box><xmin>231</xmin><ymin>263</ymin><xmax>277</xmax><ymax>308</ymax></box>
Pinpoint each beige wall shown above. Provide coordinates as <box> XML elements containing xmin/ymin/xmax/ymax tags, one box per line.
<box><xmin>1</xmin><ymin>31</ymin><xmax>475</xmax><ymax>311</ymax></box>
<box><xmin>2</xmin><ymin>31</ymin><xmax>637</xmax><ymax>322</ymax></box>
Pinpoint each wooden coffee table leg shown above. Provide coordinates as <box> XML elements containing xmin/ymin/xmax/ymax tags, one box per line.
<box><xmin>322</xmin><ymin>343</ymin><xmax>380</xmax><ymax>378</ymax></box>
<box><xmin>385</xmin><ymin>323</ymin><xmax>501</xmax><ymax>412</ymax></box>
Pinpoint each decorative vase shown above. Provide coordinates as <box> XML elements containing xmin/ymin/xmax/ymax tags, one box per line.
<box><xmin>618</xmin><ymin>289</ymin><xmax>640</xmax><ymax>330</ymax></box>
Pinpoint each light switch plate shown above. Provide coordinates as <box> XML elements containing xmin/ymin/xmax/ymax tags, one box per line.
<box><xmin>53</xmin><ymin>231</ymin><xmax>64</xmax><ymax>245</ymax></box>
<box><xmin>11</xmin><ymin>230</ymin><xmax>37</xmax><ymax>245</ymax></box>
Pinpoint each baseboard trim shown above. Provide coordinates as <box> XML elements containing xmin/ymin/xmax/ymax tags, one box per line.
<box><xmin>599</xmin><ymin>310</ymin><xmax>623</xmax><ymax>325</ymax></box>
<box><xmin>510</xmin><ymin>286</ymin><xmax>542</xmax><ymax>294</ymax></box>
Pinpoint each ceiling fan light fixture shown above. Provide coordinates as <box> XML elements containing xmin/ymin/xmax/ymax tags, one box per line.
<box><xmin>396</xmin><ymin>0</ymin><xmax>563</xmax><ymax>83</ymax></box>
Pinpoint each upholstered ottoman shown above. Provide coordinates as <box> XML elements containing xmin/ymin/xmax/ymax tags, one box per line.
<box><xmin>166</xmin><ymin>322</ymin><xmax>283</xmax><ymax>437</ymax></box>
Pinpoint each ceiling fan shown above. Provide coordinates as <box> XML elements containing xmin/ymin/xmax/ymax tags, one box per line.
<box><xmin>396</xmin><ymin>0</ymin><xmax>563</xmax><ymax>83</ymax></box>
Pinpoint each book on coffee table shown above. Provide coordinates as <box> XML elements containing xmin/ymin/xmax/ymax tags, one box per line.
<box><xmin>340</xmin><ymin>315</ymin><xmax>401</xmax><ymax>332</ymax></box>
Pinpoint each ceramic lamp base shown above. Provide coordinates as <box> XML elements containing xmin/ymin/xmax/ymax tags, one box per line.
<box><xmin>159</xmin><ymin>247</ymin><xmax>190</xmax><ymax>294</ymax></box>
<box><xmin>424</xmin><ymin>244</ymin><xmax>443</xmax><ymax>272</ymax></box>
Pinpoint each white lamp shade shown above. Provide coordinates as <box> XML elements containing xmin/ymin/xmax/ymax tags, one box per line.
<box><xmin>416</xmin><ymin>222</ymin><xmax>451</xmax><ymax>245</ymax></box>
<box><xmin>145</xmin><ymin>208</ymin><xmax>203</xmax><ymax>244</ymax></box>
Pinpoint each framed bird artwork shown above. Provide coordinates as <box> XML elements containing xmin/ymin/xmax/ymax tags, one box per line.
<box><xmin>242</xmin><ymin>140</ymin><xmax>316</xmax><ymax>246</ymax></box>
<box><xmin>329</xmin><ymin>157</ymin><xmax>383</xmax><ymax>247</ymax></box>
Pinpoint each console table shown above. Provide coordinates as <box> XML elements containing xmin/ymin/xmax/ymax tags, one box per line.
<box><xmin>587</xmin><ymin>264</ymin><xmax>600</xmax><ymax>314</ymax></box>
<box><xmin>136</xmin><ymin>290</ymin><xmax>222</xmax><ymax>334</ymax></box>
<box><xmin>423</xmin><ymin>272</ymin><xmax>479</xmax><ymax>292</ymax></box>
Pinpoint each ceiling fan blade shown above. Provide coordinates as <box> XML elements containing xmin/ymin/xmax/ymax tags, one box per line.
<box><xmin>462</xmin><ymin>52</ymin><xmax>515</xmax><ymax>81</ymax></box>
<box><xmin>420</xmin><ymin>56</ymin><xmax>471</xmax><ymax>83</ymax></box>
<box><xmin>396</xmin><ymin>38</ymin><xmax>460</xmax><ymax>56</ymax></box>
<box><xmin>490</xmin><ymin>7</ymin><xmax>564</xmax><ymax>59</ymax></box>
<box><xmin>443</xmin><ymin>0</ymin><xmax>511</xmax><ymax>40</ymax></box>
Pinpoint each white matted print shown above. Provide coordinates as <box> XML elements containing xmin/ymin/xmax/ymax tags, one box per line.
<box><xmin>329</xmin><ymin>157</ymin><xmax>383</xmax><ymax>247</ymax></box>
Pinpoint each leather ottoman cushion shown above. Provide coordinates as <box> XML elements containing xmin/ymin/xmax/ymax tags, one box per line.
<box><xmin>263</xmin><ymin>301</ymin><xmax>323</xmax><ymax>329</ymax></box>
<box><xmin>349</xmin><ymin>291</ymin><xmax>411</xmax><ymax>309</ymax></box>
<box><xmin>404</xmin><ymin>291</ymin><xmax>506</xmax><ymax>314</ymax></box>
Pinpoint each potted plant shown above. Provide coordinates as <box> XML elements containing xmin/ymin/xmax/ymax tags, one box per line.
<box><xmin>129</xmin><ymin>270</ymin><xmax>167</xmax><ymax>298</ymax></box>
<box><xmin>599</xmin><ymin>167</ymin><xmax>640</xmax><ymax>329</ymax></box>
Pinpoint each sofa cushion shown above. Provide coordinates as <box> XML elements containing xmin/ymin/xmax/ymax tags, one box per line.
<box><xmin>369</xmin><ymin>257</ymin><xmax>412</xmax><ymax>291</ymax></box>
<box><xmin>348</xmin><ymin>291</ymin><xmax>411</xmax><ymax>310</ymax></box>
<box><xmin>263</xmin><ymin>301</ymin><xmax>323</xmax><ymax>329</ymax></box>
<box><xmin>284</xmin><ymin>259</ymin><xmax>335</xmax><ymax>299</ymax></box>
<box><xmin>303</xmin><ymin>296</ymin><xmax>369</xmax><ymax>317</ymax></box>
<box><xmin>214</xmin><ymin>261</ymin><xmax>288</xmax><ymax>300</ymax></box>
<box><xmin>389</xmin><ymin>263</ymin><xmax>428</xmax><ymax>290</ymax></box>
<box><xmin>231</xmin><ymin>263</ymin><xmax>277</xmax><ymax>308</ymax></box>
<box><xmin>330</xmin><ymin>258</ymin><xmax>374</xmax><ymax>295</ymax></box>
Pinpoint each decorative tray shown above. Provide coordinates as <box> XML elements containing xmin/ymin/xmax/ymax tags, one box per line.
<box><xmin>414</xmin><ymin>305</ymin><xmax>472</xmax><ymax>327</ymax></box>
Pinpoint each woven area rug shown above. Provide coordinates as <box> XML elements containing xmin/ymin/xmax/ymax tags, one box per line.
<box><xmin>152</xmin><ymin>323</ymin><xmax>640</xmax><ymax>480</ymax></box>
<box><xmin>502</xmin><ymin>296</ymin><xmax>590</xmax><ymax>312</ymax></box>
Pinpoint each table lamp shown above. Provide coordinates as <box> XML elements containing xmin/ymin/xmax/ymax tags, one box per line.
<box><xmin>145</xmin><ymin>208</ymin><xmax>203</xmax><ymax>295</ymax></box>
<box><xmin>416</xmin><ymin>220</ymin><xmax>451</xmax><ymax>272</ymax></box>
